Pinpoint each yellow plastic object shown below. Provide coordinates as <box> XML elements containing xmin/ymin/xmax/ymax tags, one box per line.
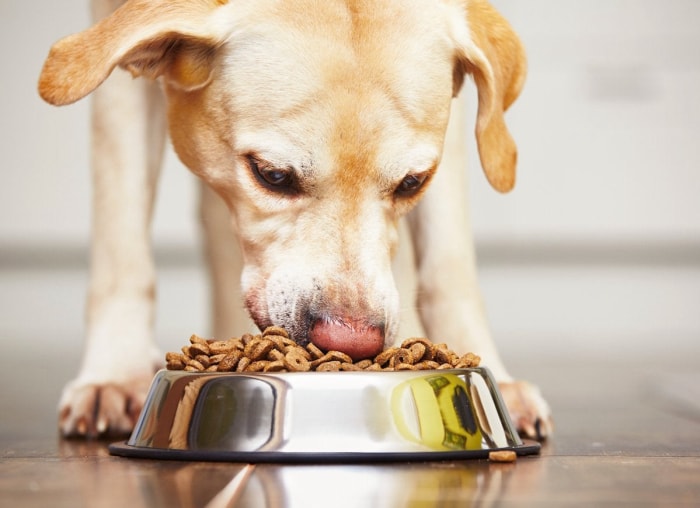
<box><xmin>391</xmin><ymin>374</ymin><xmax>483</xmax><ymax>451</ymax></box>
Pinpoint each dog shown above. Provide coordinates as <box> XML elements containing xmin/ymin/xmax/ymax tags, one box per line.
<box><xmin>39</xmin><ymin>0</ymin><xmax>552</xmax><ymax>440</ymax></box>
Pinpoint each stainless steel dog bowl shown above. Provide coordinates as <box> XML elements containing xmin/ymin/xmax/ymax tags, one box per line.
<box><xmin>109</xmin><ymin>368</ymin><xmax>539</xmax><ymax>462</ymax></box>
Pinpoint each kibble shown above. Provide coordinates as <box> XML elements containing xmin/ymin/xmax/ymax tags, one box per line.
<box><xmin>488</xmin><ymin>450</ymin><xmax>517</xmax><ymax>463</ymax></box>
<box><xmin>165</xmin><ymin>327</ymin><xmax>481</xmax><ymax>373</ymax></box>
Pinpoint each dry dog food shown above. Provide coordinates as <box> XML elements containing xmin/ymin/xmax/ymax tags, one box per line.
<box><xmin>488</xmin><ymin>450</ymin><xmax>517</xmax><ymax>463</ymax></box>
<box><xmin>165</xmin><ymin>326</ymin><xmax>481</xmax><ymax>373</ymax></box>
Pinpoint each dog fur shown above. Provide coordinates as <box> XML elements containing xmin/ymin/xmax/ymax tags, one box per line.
<box><xmin>39</xmin><ymin>0</ymin><xmax>552</xmax><ymax>439</ymax></box>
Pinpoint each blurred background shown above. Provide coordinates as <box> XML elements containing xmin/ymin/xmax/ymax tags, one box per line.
<box><xmin>0</xmin><ymin>0</ymin><xmax>698</xmax><ymax>382</ymax></box>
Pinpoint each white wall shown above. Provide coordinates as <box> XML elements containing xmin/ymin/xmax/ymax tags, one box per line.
<box><xmin>0</xmin><ymin>0</ymin><xmax>201</xmax><ymax>248</ymax></box>
<box><xmin>1</xmin><ymin>1</ymin><xmax>698</xmax><ymax>358</ymax></box>
<box><xmin>469</xmin><ymin>0</ymin><xmax>700</xmax><ymax>245</ymax></box>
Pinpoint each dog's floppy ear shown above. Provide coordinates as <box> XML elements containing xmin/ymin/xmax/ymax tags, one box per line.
<box><xmin>38</xmin><ymin>0</ymin><xmax>231</xmax><ymax>106</ymax></box>
<box><xmin>452</xmin><ymin>0</ymin><xmax>526</xmax><ymax>193</ymax></box>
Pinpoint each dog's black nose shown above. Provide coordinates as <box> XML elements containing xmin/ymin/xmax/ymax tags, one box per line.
<box><xmin>307</xmin><ymin>317</ymin><xmax>385</xmax><ymax>361</ymax></box>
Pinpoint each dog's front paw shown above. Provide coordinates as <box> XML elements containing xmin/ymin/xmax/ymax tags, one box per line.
<box><xmin>58</xmin><ymin>375</ymin><xmax>154</xmax><ymax>438</ymax></box>
<box><xmin>499</xmin><ymin>380</ymin><xmax>553</xmax><ymax>440</ymax></box>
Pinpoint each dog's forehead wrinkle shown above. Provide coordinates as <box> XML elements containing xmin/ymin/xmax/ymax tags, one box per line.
<box><xmin>218</xmin><ymin>34</ymin><xmax>324</xmax><ymax>122</ymax></box>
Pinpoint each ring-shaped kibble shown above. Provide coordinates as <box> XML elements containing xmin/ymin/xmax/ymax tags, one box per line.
<box><xmin>456</xmin><ymin>353</ymin><xmax>480</xmax><ymax>368</ymax></box>
<box><xmin>400</xmin><ymin>337</ymin><xmax>433</xmax><ymax>349</ymax></box>
<box><xmin>354</xmin><ymin>359</ymin><xmax>373</xmax><ymax>369</ymax></box>
<box><xmin>167</xmin><ymin>359</ymin><xmax>185</xmax><ymax>370</ymax></box>
<box><xmin>292</xmin><ymin>345</ymin><xmax>312</xmax><ymax>361</ymax></box>
<box><xmin>316</xmin><ymin>361</ymin><xmax>341</xmax><ymax>372</ymax></box>
<box><xmin>408</xmin><ymin>342</ymin><xmax>427</xmax><ymax>362</ymax></box>
<box><xmin>244</xmin><ymin>338</ymin><xmax>275</xmax><ymax>361</ymax></box>
<box><xmin>208</xmin><ymin>353</ymin><xmax>226</xmax><ymax>364</ymax></box>
<box><xmin>246</xmin><ymin>360</ymin><xmax>269</xmax><ymax>372</ymax></box>
<box><xmin>306</xmin><ymin>343</ymin><xmax>325</xmax><ymax>360</ymax></box>
<box><xmin>433</xmin><ymin>347</ymin><xmax>454</xmax><ymax>365</ymax></box>
<box><xmin>267</xmin><ymin>349</ymin><xmax>285</xmax><ymax>362</ymax></box>
<box><xmin>189</xmin><ymin>334</ymin><xmax>209</xmax><ymax>346</ymax></box>
<box><xmin>165</xmin><ymin>352</ymin><xmax>181</xmax><ymax>362</ymax></box>
<box><xmin>189</xmin><ymin>342</ymin><xmax>211</xmax><ymax>357</ymax></box>
<box><xmin>414</xmin><ymin>360</ymin><xmax>440</xmax><ymax>370</ymax></box>
<box><xmin>262</xmin><ymin>326</ymin><xmax>290</xmax><ymax>339</ymax></box>
<box><xmin>208</xmin><ymin>340</ymin><xmax>236</xmax><ymax>355</ymax></box>
<box><xmin>217</xmin><ymin>351</ymin><xmax>241</xmax><ymax>372</ymax></box>
<box><xmin>264</xmin><ymin>360</ymin><xmax>287</xmax><ymax>372</ymax></box>
<box><xmin>284</xmin><ymin>350</ymin><xmax>311</xmax><ymax>372</ymax></box>
<box><xmin>267</xmin><ymin>336</ymin><xmax>289</xmax><ymax>353</ymax></box>
<box><xmin>186</xmin><ymin>359</ymin><xmax>205</xmax><ymax>371</ymax></box>
<box><xmin>309</xmin><ymin>353</ymin><xmax>333</xmax><ymax>369</ymax></box>
<box><xmin>194</xmin><ymin>354</ymin><xmax>210</xmax><ymax>368</ymax></box>
<box><xmin>390</xmin><ymin>348</ymin><xmax>415</xmax><ymax>366</ymax></box>
<box><xmin>374</xmin><ymin>347</ymin><xmax>399</xmax><ymax>366</ymax></box>
<box><xmin>236</xmin><ymin>357</ymin><xmax>251</xmax><ymax>372</ymax></box>
<box><xmin>229</xmin><ymin>338</ymin><xmax>245</xmax><ymax>351</ymax></box>
<box><xmin>324</xmin><ymin>351</ymin><xmax>353</xmax><ymax>364</ymax></box>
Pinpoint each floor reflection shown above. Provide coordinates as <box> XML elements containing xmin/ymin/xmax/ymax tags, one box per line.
<box><xmin>231</xmin><ymin>462</ymin><xmax>533</xmax><ymax>508</ymax></box>
<box><xmin>52</xmin><ymin>437</ymin><xmax>544</xmax><ymax>507</ymax></box>
<box><xmin>177</xmin><ymin>460</ymin><xmax>545</xmax><ymax>507</ymax></box>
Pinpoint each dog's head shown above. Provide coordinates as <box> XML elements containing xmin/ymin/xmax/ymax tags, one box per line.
<box><xmin>39</xmin><ymin>0</ymin><xmax>525</xmax><ymax>359</ymax></box>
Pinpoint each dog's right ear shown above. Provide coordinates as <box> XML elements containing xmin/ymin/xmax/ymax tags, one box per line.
<box><xmin>38</xmin><ymin>0</ymin><xmax>232</xmax><ymax>106</ymax></box>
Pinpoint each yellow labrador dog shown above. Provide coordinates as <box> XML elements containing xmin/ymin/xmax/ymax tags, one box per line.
<box><xmin>39</xmin><ymin>0</ymin><xmax>552</xmax><ymax>439</ymax></box>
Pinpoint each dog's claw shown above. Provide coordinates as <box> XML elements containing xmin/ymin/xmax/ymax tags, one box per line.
<box><xmin>75</xmin><ymin>417</ymin><xmax>88</xmax><ymax>437</ymax></box>
<box><xmin>533</xmin><ymin>418</ymin><xmax>542</xmax><ymax>440</ymax></box>
<box><xmin>58</xmin><ymin>377</ymin><xmax>152</xmax><ymax>439</ymax></box>
<box><xmin>532</xmin><ymin>417</ymin><xmax>552</xmax><ymax>441</ymax></box>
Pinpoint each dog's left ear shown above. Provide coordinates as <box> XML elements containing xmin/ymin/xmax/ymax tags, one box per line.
<box><xmin>38</xmin><ymin>0</ymin><xmax>232</xmax><ymax>106</ymax></box>
<box><xmin>450</xmin><ymin>0</ymin><xmax>526</xmax><ymax>193</ymax></box>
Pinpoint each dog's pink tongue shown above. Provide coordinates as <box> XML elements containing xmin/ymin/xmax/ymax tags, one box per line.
<box><xmin>309</xmin><ymin>319</ymin><xmax>384</xmax><ymax>361</ymax></box>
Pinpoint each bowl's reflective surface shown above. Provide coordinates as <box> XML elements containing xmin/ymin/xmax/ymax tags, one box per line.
<box><xmin>110</xmin><ymin>368</ymin><xmax>540</xmax><ymax>462</ymax></box>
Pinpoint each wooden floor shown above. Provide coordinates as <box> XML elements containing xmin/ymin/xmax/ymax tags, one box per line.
<box><xmin>1</xmin><ymin>343</ymin><xmax>699</xmax><ymax>507</ymax></box>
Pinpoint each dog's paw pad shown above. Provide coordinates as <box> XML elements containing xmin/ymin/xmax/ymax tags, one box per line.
<box><xmin>498</xmin><ymin>380</ymin><xmax>553</xmax><ymax>441</ymax></box>
<box><xmin>58</xmin><ymin>377</ymin><xmax>152</xmax><ymax>439</ymax></box>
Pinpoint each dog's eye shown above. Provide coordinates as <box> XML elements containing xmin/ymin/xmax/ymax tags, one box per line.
<box><xmin>395</xmin><ymin>173</ymin><xmax>428</xmax><ymax>198</ymax></box>
<box><xmin>247</xmin><ymin>155</ymin><xmax>298</xmax><ymax>194</ymax></box>
<box><xmin>261</xmin><ymin>168</ymin><xmax>291</xmax><ymax>186</ymax></box>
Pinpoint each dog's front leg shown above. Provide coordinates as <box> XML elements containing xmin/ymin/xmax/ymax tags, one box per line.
<box><xmin>58</xmin><ymin>62</ymin><xmax>167</xmax><ymax>437</ymax></box>
<box><xmin>407</xmin><ymin>96</ymin><xmax>509</xmax><ymax>379</ymax></box>
<box><xmin>407</xmin><ymin>96</ymin><xmax>552</xmax><ymax>439</ymax></box>
<box><xmin>198</xmin><ymin>183</ymin><xmax>255</xmax><ymax>339</ymax></box>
